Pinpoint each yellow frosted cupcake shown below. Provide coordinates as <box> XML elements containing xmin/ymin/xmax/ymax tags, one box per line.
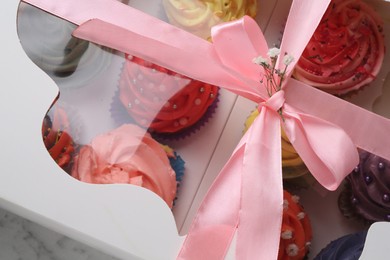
<box><xmin>162</xmin><ymin>0</ymin><xmax>257</xmax><ymax>40</ymax></box>
<box><xmin>244</xmin><ymin>109</ymin><xmax>309</xmax><ymax>179</ymax></box>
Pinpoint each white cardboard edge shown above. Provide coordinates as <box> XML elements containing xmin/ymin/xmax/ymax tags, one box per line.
<box><xmin>2</xmin><ymin>1</ymin><xmax>184</xmax><ymax>259</ymax></box>
<box><xmin>360</xmin><ymin>222</ymin><xmax>390</xmax><ymax>260</ymax></box>
<box><xmin>3</xmin><ymin>0</ymin><xmax>390</xmax><ymax>259</ymax></box>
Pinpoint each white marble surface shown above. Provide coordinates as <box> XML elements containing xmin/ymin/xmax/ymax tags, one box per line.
<box><xmin>0</xmin><ymin>207</ymin><xmax>120</xmax><ymax>260</ymax></box>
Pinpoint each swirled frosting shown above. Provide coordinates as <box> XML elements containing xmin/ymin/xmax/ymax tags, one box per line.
<box><xmin>279</xmin><ymin>191</ymin><xmax>312</xmax><ymax>260</ymax></box>
<box><xmin>294</xmin><ymin>0</ymin><xmax>385</xmax><ymax>95</ymax></box>
<box><xmin>339</xmin><ymin>150</ymin><xmax>390</xmax><ymax>222</ymax></box>
<box><xmin>118</xmin><ymin>55</ymin><xmax>219</xmax><ymax>134</ymax></box>
<box><xmin>71</xmin><ymin>124</ymin><xmax>177</xmax><ymax>208</ymax></box>
<box><xmin>42</xmin><ymin>106</ymin><xmax>75</xmax><ymax>170</ymax></box>
<box><xmin>17</xmin><ymin>2</ymin><xmax>112</xmax><ymax>88</ymax></box>
<box><xmin>244</xmin><ymin>109</ymin><xmax>308</xmax><ymax>179</ymax></box>
<box><xmin>162</xmin><ymin>0</ymin><xmax>257</xmax><ymax>40</ymax></box>
<box><xmin>314</xmin><ymin>231</ymin><xmax>367</xmax><ymax>260</ymax></box>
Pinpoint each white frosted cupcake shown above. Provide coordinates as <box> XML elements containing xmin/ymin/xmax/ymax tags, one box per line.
<box><xmin>162</xmin><ymin>0</ymin><xmax>257</xmax><ymax>40</ymax></box>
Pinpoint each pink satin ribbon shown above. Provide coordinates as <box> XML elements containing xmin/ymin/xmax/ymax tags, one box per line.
<box><xmin>21</xmin><ymin>0</ymin><xmax>390</xmax><ymax>259</ymax></box>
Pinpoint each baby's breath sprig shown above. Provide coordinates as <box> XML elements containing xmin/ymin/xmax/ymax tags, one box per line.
<box><xmin>252</xmin><ymin>48</ymin><xmax>294</xmax><ymax>121</ymax></box>
<box><xmin>252</xmin><ymin>48</ymin><xmax>294</xmax><ymax>97</ymax></box>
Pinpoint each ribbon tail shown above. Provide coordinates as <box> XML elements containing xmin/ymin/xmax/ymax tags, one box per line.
<box><xmin>177</xmin><ymin>142</ymin><xmax>246</xmax><ymax>260</ymax></box>
<box><xmin>178</xmin><ymin>107</ymin><xmax>283</xmax><ymax>260</ymax></box>
<box><xmin>283</xmin><ymin>104</ymin><xmax>359</xmax><ymax>190</ymax></box>
<box><xmin>237</xmin><ymin>107</ymin><xmax>283</xmax><ymax>259</ymax></box>
<box><xmin>285</xmin><ymin>79</ymin><xmax>390</xmax><ymax>162</ymax></box>
<box><xmin>278</xmin><ymin>0</ymin><xmax>331</xmax><ymax>71</ymax></box>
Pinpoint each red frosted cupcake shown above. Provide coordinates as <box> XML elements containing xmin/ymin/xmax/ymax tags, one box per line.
<box><xmin>294</xmin><ymin>0</ymin><xmax>385</xmax><ymax>96</ymax></box>
<box><xmin>42</xmin><ymin>105</ymin><xmax>75</xmax><ymax>171</ymax></box>
<box><xmin>112</xmin><ymin>55</ymin><xmax>219</xmax><ymax>139</ymax></box>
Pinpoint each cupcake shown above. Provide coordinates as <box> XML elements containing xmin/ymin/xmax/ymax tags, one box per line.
<box><xmin>112</xmin><ymin>55</ymin><xmax>219</xmax><ymax>139</ymax></box>
<box><xmin>244</xmin><ymin>109</ymin><xmax>309</xmax><ymax>180</ymax></box>
<box><xmin>71</xmin><ymin>124</ymin><xmax>184</xmax><ymax>208</ymax></box>
<box><xmin>293</xmin><ymin>0</ymin><xmax>385</xmax><ymax>96</ymax></box>
<box><xmin>313</xmin><ymin>231</ymin><xmax>367</xmax><ymax>260</ymax></box>
<box><xmin>278</xmin><ymin>190</ymin><xmax>312</xmax><ymax>260</ymax></box>
<box><xmin>339</xmin><ymin>150</ymin><xmax>390</xmax><ymax>223</ymax></box>
<box><xmin>42</xmin><ymin>105</ymin><xmax>76</xmax><ymax>171</ymax></box>
<box><xmin>17</xmin><ymin>2</ymin><xmax>113</xmax><ymax>88</ymax></box>
<box><xmin>162</xmin><ymin>0</ymin><xmax>257</xmax><ymax>40</ymax></box>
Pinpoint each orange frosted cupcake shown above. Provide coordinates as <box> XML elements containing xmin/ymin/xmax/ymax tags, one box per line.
<box><xmin>294</xmin><ymin>0</ymin><xmax>385</xmax><ymax>95</ymax></box>
<box><xmin>279</xmin><ymin>190</ymin><xmax>312</xmax><ymax>260</ymax></box>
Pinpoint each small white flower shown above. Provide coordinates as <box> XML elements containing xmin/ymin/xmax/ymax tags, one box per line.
<box><xmin>252</xmin><ymin>56</ymin><xmax>268</xmax><ymax>66</ymax></box>
<box><xmin>283</xmin><ymin>54</ymin><xmax>294</xmax><ymax>66</ymax></box>
<box><xmin>267</xmin><ymin>47</ymin><xmax>281</xmax><ymax>58</ymax></box>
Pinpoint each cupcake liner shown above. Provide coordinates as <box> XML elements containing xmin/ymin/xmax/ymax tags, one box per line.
<box><xmin>313</xmin><ymin>231</ymin><xmax>367</xmax><ymax>260</ymax></box>
<box><xmin>152</xmin><ymin>92</ymin><xmax>220</xmax><ymax>141</ymax></box>
<box><xmin>169</xmin><ymin>151</ymin><xmax>185</xmax><ymax>185</ymax></box>
<box><xmin>338</xmin><ymin>181</ymin><xmax>372</xmax><ymax>226</ymax></box>
<box><xmin>337</xmin><ymin>183</ymin><xmax>372</xmax><ymax>226</ymax></box>
<box><xmin>167</xmin><ymin>151</ymin><xmax>186</xmax><ymax>207</ymax></box>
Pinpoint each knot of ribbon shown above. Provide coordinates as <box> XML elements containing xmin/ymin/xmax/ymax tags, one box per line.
<box><xmin>258</xmin><ymin>90</ymin><xmax>285</xmax><ymax>114</ymax></box>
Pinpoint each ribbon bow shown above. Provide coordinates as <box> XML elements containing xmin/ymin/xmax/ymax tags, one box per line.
<box><xmin>21</xmin><ymin>0</ymin><xmax>390</xmax><ymax>259</ymax></box>
<box><xmin>172</xmin><ymin>10</ymin><xmax>358</xmax><ymax>258</ymax></box>
<box><xmin>75</xmin><ymin>12</ymin><xmax>359</xmax><ymax>259</ymax></box>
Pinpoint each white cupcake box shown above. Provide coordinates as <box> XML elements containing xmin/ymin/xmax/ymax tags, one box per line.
<box><xmin>1</xmin><ymin>0</ymin><xmax>390</xmax><ymax>259</ymax></box>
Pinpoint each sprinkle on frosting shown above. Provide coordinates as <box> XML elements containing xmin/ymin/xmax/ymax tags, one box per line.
<box><xmin>118</xmin><ymin>56</ymin><xmax>219</xmax><ymax>134</ymax></box>
<box><xmin>294</xmin><ymin>0</ymin><xmax>385</xmax><ymax>95</ymax></box>
<box><xmin>339</xmin><ymin>150</ymin><xmax>390</xmax><ymax>223</ymax></box>
<box><xmin>278</xmin><ymin>190</ymin><xmax>312</xmax><ymax>260</ymax></box>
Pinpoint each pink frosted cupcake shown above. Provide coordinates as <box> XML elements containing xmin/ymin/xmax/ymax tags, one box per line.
<box><xmin>71</xmin><ymin>124</ymin><xmax>181</xmax><ymax>208</ymax></box>
<box><xmin>294</xmin><ymin>0</ymin><xmax>385</xmax><ymax>95</ymax></box>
